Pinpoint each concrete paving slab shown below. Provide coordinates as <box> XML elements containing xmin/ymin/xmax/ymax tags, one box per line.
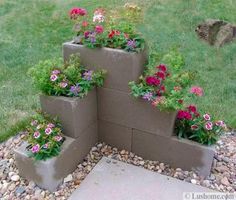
<box><xmin>69</xmin><ymin>157</ymin><xmax>214</xmax><ymax>200</ymax></box>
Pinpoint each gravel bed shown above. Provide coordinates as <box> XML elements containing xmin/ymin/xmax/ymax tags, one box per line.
<box><xmin>0</xmin><ymin>132</ymin><xmax>235</xmax><ymax>199</ymax></box>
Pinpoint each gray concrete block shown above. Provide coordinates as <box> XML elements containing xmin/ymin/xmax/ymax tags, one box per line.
<box><xmin>63</xmin><ymin>42</ymin><xmax>147</xmax><ymax>92</ymax></box>
<box><xmin>132</xmin><ymin>129</ymin><xmax>215</xmax><ymax>177</ymax></box>
<box><xmin>98</xmin><ymin>120</ymin><xmax>132</xmax><ymax>151</ymax></box>
<box><xmin>97</xmin><ymin>88</ymin><xmax>133</xmax><ymax>128</ymax></box>
<box><xmin>40</xmin><ymin>89</ymin><xmax>97</xmax><ymax>138</ymax></box>
<box><xmin>14</xmin><ymin>122</ymin><xmax>98</xmax><ymax>192</ymax></box>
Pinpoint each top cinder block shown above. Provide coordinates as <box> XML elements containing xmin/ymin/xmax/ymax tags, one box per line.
<box><xmin>63</xmin><ymin>42</ymin><xmax>147</xmax><ymax>92</ymax></box>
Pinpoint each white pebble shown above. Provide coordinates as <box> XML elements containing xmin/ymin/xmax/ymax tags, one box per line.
<box><xmin>11</xmin><ymin>175</ymin><xmax>20</xmax><ymax>182</ymax></box>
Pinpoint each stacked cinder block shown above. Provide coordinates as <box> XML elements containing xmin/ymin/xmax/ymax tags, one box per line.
<box><xmin>63</xmin><ymin>42</ymin><xmax>215</xmax><ymax>177</ymax></box>
<box><xmin>14</xmin><ymin>89</ymin><xmax>98</xmax><ymax>191</ymax></box>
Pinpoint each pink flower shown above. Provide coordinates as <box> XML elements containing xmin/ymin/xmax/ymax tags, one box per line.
<box><xmin>177</xmin><ymin>110</ymin><xmax>192</xmax><ymax>120</ymax></box>
<box><xmin>45</xmin><ymin>128</ymin><xmax>52</xmax><ymax>135</ymax></box>
<box><xmin>215</xmin><ymin>120</ymin><xmax>226</xmax><ymax>128</ymax></box>
<box><xmin>82</xmin><ymin>21</ymin><xmax>89</xmax><ymax>27</ymax></box>
<box><xmin>33</xmin><ymin>131</ymin><xmax>40</xmax><ymax>139</ymax></box>
<box><xmin>95</xmin><ymin>25</ymin><xmax>104</xmax><ymax>34</ymax></box>
<box><xmin>205</xmin><ymin>122</ymin><xmax>213</xmax><ymax>130</ymax></box>
<box><xmin>93</xmin><ymin>14</ymin><xmax>105</xmax><ymax>23</ymax></box>
<box><xmin>151</xmin><ymin>96</ymin><xmax>166</xmax><ymax>106</ymax></box>
<box><xmin>190</xmin><ymin>86</ymin><xmax>203</xmax><ymax>96</ymax></box>
<box><xmin>69</xmin><ymin>7</ymin><xmax>87</xmax><ymax>19</ymax></box>
<box><xmin>52</xmin><ymin>70</ymin><xmax>60</xmax><ymax>75</ymax></box>
<box><xmin>84</xmin><ymin>31</ymin><xmax>90</xmax><ymax>38</ymax></box>
<box><xmin>47</xmin><ymin>123</ymin><xmax>55</xmax><ymax>128</ymax></box>
<box><xmin>145</xmin><ymin>76</ymin><xmax>160</xmax><ymax>86</ymax></box>
<box><xmin>203</xmin><ymin>114</ymin><xmax>211</xmax><ymax>121</ymax></box>
<box><xmin>188</xmin><ymin>105</ymin><xmax>197</xmax><ymax>113</ymax></box>
<box><xmin>157</xmin><ymin>64</ymin><xmax>167</xmax><ymax>72</ymax></box>
<box><xmin>50</xmin><ymin>74</ymin><xmax>58</xmax><ymax>82</ymax></box>
<box><xmin>54</xmin><ymin>135</ymin><xmax>63</xmax><ymax>142</ymax></box>
<box><xmin>59</xmin><ymin>82</ymin><xmax>68</xmax><ymax>88</ymax></box>
<box><xmin>31</xmin><ymin>144</ymin><xmax>40</xmax><ymax>153</ymax></box>
<box><xmin>191</xmin><ymin>124</ymin><xmax>199</xmax><ymax>130</ymax></box>
<box><xmin>30</xmin><ymin>120</ymin><xmax>38</xmax><ymax>126</ymax></box>
<box><xmin>156</xmin><ymin>71</ymin><xmax>166</xmax><ymax>80</ymax></box>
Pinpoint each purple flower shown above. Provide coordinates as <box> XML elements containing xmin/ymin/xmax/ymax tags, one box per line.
<box><xmin>127</xmin><ymin>39</ymin><xmax>136</xmax><ymax>49</ymax></box>
<box><xmin>83</xmin><ymin>70</ymin><xmax>93</xmax><ymax>81</ymax></box>
<box><xmin>45</xmin><ymin>128</ymin><xmax>52</xmax><ymax>135</ymax></box>
<box><xmin>142</xmin><ymin>92</ymin><xmax>153</xmax><ymax>101</ymax></box>
<box><xmin>30</xmin><ymin>120</ymin><xmax>38</xmax><ymax>126</ymax></box>
<box><xmin>52</xmin><ymin>70</ymin><xmax>60</xmax><ymax>75</ymax></box>
<box><xmin>31</xmin><ymin>144</ymin><xmax>40</xmax><ymax>153</ymax></box>
<box><xmin>59</xmin><ymin>82</ymin><xmax>68</xmax><ymax>88</ymax></box>
<box><xmin>89</xmin><ymin>32</ymin><xmax>96</xmax><ymax>43</ymax></box>
<box><xmin>50</xmin><ymin>74</ymin><xmax>58</xmax><ymax>82</ymax></box>
<box><xmin>70</xmin><ymin>84</ymin><xmax>81</xmax><ymax>96</ymax></box>
<box><xmin>33</xmin><ymin>131</ymin><xmax>40</xmax><ymax>139</ymax></box>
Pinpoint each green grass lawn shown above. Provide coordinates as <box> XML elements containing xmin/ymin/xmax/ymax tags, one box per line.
<box><xmin>0</xmin><ymin>0</ymin><xmax>235</xmax><ymax>142</ymax></box>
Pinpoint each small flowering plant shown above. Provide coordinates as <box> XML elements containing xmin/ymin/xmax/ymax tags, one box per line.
<box><xmin>175</xmin><ymin>105</ymin><xmax>227</xmax><ymax>145</ymax></box>
<box><xmin>28</xmin><ymin>56</ymin><xmax>106</xmax><ymax>97</ymax></box>
<box><xmin>69</xmin><ymin>7</ymin><xmax>145</xmax><ymax>52</ymax></box>
<box><xmin>25</xmin><ymin>114</ymin><xmax>65</xmax><ymax>161</ymax></box>
<box><xmin>129</xmin><ymin>64</ymin><xmax>195</xmax><ymax>111</ymax></box>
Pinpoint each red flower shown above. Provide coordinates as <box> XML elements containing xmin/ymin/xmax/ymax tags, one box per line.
<box><xmin>82</xmin><ymin>21</ymin><xmax>89</xmax><ymax>27</ymax></box>
<box><xmin>156</xmin><ymin>71</ymin><xmax>166</xmax><ymax>80</ymax></box>
<box><xmin>95</xmin><ymin>25</ymin><xmax>104</xmax><ymax>34</ymax></box>
<box><xmin>185</xmin><ymin>112</ymin><xmax>192</xmax><ymax>120</ymax></box>
<box><xmin>188</xmin><ymin>105</ymin><xmax>197</xmax><ymax>113</ymax></box>
<box><xmin>190</xmin><ymin>86</ymin><xmax>203</xmax><ymax>97</ymax></box>
<box><xmin>108</xmin><ymin>30</ymin><xmax>120</xmax><ymax>38</ymax></box>
<box><xmin>145</xmin><ymin>76</ymin><xmax>160</xmax><ymax>86</ymax></box>
<box><xmin>178</xmin><ymin>99</ymin><xmax>184</xmax><ymax>104</ymax></box>
<box><xmin>157</xmin><ymin>64</ymin><xmax>167</xmax><ymax>72</ymax></box>
<box><xmin>160</xmin><ymin>85</ymin><xmax>165</xmax><ymax>91</ymax></box>
<box><xmin>124</xmin><ymin>33</ymin><xmax>129</xmax><ymax>39</ymax></box>
<box><xmin>84</xmin><ymin>31</ymin><xmax>90</xmax><ymax>38</ymax></box>
<box><xmin>69</xmin><ymin>7</ymin><xmax>87</xmax><ymax>19</ymax></box>
<box><xmin>177</xmin><ymin>110</ymin><xmax>192</xmax><ymax>120</ymax></box>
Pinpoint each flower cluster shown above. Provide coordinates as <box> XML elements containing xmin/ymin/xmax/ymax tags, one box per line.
<box><xmin>129</xmin><ymin>64</ymin><xmax>195</xmax><ymax>111</ymax></box>
<box><xmin>69</xmin><ymin>7</ymin><xmax>145</xmax><ymax>52</ymax></box>
<box><xmin>175</xmin><ymin>105</ymin><xmax>226</xmax><ymax>145</ymax></box>
<box><xmin>28</xmin><ymin>56</ymin><xmax>106</xmax><ymax>98</ymax></box>
<box><xmin>25</xmin><ymin>114</ymin><xmax>65</xmax><ymax>161</ymax></box>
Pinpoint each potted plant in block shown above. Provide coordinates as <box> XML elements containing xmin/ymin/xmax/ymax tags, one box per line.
<box><xmin>28</xmin><ymin>56</ymin><xmax>106</xmax><ymax>138</ymax></box>
<box><xmin>63</xmin><ymin>6</ymin><xmax>147</xmax><ymax>92</ymax></box>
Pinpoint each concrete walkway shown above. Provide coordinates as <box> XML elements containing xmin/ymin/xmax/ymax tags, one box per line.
<box><xmin>69</xmin><ymin>157</ymin><xmax>215</xmax><ymax>200</ymax></box>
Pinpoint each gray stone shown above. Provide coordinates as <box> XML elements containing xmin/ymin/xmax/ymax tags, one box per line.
<box><xmin>14</xmin><ymin>122</ymin><xmax>98</xmax><ymax>192</ymax></box>
<box><xmin>215</xmin><ymin>24</ymin><xmax>236</xmax><ymax>47</ymax></box>
<box><xmin>63</xmin><ymin>42</ymin><xmax>147</xmax><ymax>92</ymax></box>
<box><xmin>15</xmin><ymin>186</ymin><xmax>25</xmax><ymax>195</ymax></box>
<box><xmin>98</xmin><ymin>120</ymin><xmax>132</xmax><ymax>151</ymax></box>
<box><xmin>132</xmin><ymin>129</ymin><xmax>215</xmax><ymax>177</ymax></box>
<box><xmin>68</xmin><ymin>157</ymin><xmax>214</xmax><ymax>200</ymax></box>
<box><xmin>40</xmin><ymin>89</ymin><xmax>97</xmax><ymax>138</ymax></box>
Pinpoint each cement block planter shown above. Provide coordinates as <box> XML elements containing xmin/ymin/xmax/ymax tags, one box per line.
<box><xmin>132</xmin><ymin>129</ymin><xmax>215</xmax><ymax>177</ymax></box>
<box><xmin>14</xmin><ymin>122</ymin><xmax>98</xmax><ymax>192</ymax></box>
<box><xmin>40</xmin><ymin>89</ymin><xmax>97</xmax><ymax>138</ymax></box>
<box><xmin>98</xmin><ymin>87</ymin><xmax>176</xmax><ymax>137</ymax></box>
<box><xmin>98</xmin><ymin>120</ymin><xmax>132</xmax><ymax>151</ymax></box>
<box><xmin>63</xmin><ymin>41</ymin><xmax>147</xmax><ymax>92</ymax></box>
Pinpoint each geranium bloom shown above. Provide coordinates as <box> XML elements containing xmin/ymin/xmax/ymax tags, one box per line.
<box><xmin>157</xmin><ymin>64</ymin><xmax>167</xmax><ymax>72</ymax></box>
<box><xmin>156</xmin><ymin>71</ymin><xmax>166</xmax><ymax>80</ymax></box>
<box><xmin>83</xmin><ymin>70</ymin><xmax>93</xmax><ymax>81</ymax></box>
<box><xmin>31</xmin><ymin>144</ymin><xmax>40</xmax><ymax>153</ymax></box>
<box><xmin>59</xmin><ymin>82</ymin><xmax>68</xmax><ymax>88</ymax></box>
<box><xmin>151</xmin><ymin>96</ymin><xmax>166</xmax><ymax>106</ymax></box>
<box><xmin>89</xmin><ymin>32</ymin><xmax>96</xmax><ymax>43</ymax></box>
<box><xmin>84</xmin><ymin>31</ymin><xmax>90</xmax><ymax>38</ymax></box>
<box><xmin>178</xmin><ymin>99</ymin><xmax>184</xmax><ymax>104</ymax></box>
<box><xmin>108</xmin><ymin>30</ymin><xmax>120</xmax><ymax>39</ymax></box>
<box><xmin>142</xmin><ymin>92</ymin><xmax>153</xmax><ymax>101</ymax></box>
<box><xmin>69</xmin><ymin>7</ymin><xmax>87</xmax><ymax>19</ymax></box>
<box><xmin>188</xmin><ymin>105</ymin><xmax>197</xmax><ymax>113</ymax></box>
<box><xmin>94</xmin><ymin>8</ymin><xmax>105</xmax><ymax>16</ymax></box>
<box><xmin>95</xmin><ymin>25</ymin><xmax>104</xmax><ymax>34</ymax></box>
<box><xmin>54</xmin><ymin>135</ymin><xmax>63</xmax><ymax>142</ymax></box>
<box><xmin>191</xmin><ymin>124</ymin><xmax>199</xmax><ymax>130</ymax></box>
<box><xmin>190</xmin><ymin>86</ymin><xmax>203</xmax><ymax>96</ymax></box>
<box><xmin>52</xmin><ymin>69</ymin><xmax>60</xmax><ymax>75</ymax></box>
<box><xmin>31</xmin><ymin>120</ymin><xmax>38</xmax><ymax>126</ymax></box>
<box><xmin>93</xmin><ymin>14</ymin><xmax>105</xmax><ymax>23</ymax></box>
<box><xmin>205</xmin><ymin>122</ymin><xmax>213</xmax><ymax>130</ymax></box>
<box><xmin>203</xmin><ymin>113</ymin><xmax>211</xmax><ymax>121</ymax></box>
<box><xmin>215</xmin><ymin>120</ymin><xmax>226</xmax><ymax>128</ymax></box>
<box><xmin>177</xmin><ymin>110</ymin><xmax>192</xmax><ymax>120</ymax></box>
<box><xmin>82</xmin><ymin>21</ymin><xmax>89</xmax><ymax>27</ymax></box>
<box><xmin>145</xmin><ymin>76</ymin><xmax>160</xmax><ymax>86</ymax></box>
<box><xmin>127</xmin><ymin>40</ymin><xmax>136</xmax><ymax>49</ymax></box>
<box><xmin>33</xmin><ymin>131</ymin><xmax>40</xmax><ymax>139</ymax></box>
<box><xmin>45</xmin><ymin>128</ymin><xmax>52</xmax><ymax>135</ymax></box>
<box><xmin>50</xmin><ymin>74</ymin><xmax>58</xmax><ymax>82</ymax></box>
<box><xmin>47</xmin><ymin>123</ymin><xmax>55</xmax><ymax>128</ymax></box>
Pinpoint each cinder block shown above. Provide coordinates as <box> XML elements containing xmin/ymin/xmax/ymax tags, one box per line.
<box><xmin>132</xmin><ymin>129</ymin><xmax>215</xmax><ymax>177</ymax></box>
<box><xmin>14</xmin><ymin>122</ymin><xmax>98</xmax><ymax>192</ymax></box>
<box><xmin>40</xmin><ymin>89</ymin><xmax>97</xmax><ymax>138</ymax></box>
<box><xmin>98</xmin><ymin>120</ymin><xmax>132</xmax><ymax>151</ymax></box>
<box><xmin>97</xmin><ymin>88</ymin><xmax>133</xmax><ymax>128</ymax></box>
<box><xmin>132</xmin><ymin>98</ymin><xmax>177</xmax><ymax>137</ymax></box>
<box><xmin>63</xmin><ymin>42</ymin><xmax>147</xmax><ymax>92</ymax></box>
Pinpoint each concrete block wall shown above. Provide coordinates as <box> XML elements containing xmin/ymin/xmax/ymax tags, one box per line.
<box><xmin>62</xmin><ymin>42</ymin><xmax>215</xmax><ymax>177</ymax></box>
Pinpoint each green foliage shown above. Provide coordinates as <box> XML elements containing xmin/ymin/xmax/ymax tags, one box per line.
<box><xmin>28</xmin><ymin>55</ymin><xmax>106</xmax><ymax>98</ymax></box>
<box><xmin>25</xmin><ymin>112</ymin><xmax>65</xmax><ymax>161</ymax></box>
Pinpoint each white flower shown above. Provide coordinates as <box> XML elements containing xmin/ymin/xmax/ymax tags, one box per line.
<box><xmin>93</xmin><ymin>14</ymin><xmax>105</xmax><ymax>23</ymax></box>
